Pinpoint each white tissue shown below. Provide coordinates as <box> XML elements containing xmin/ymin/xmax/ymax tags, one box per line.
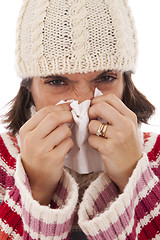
<box><xmin>29</xmin><ymin>88</ymin><xmax>105</xmax><ymax>174</ymax></box>
<box><xmin>57</xmin><ymin>88</ymin><xmax>105</xmax><ymax>174</ymax></box>
<box><xmin>25</xmin><ymin>89</ymin><xmax>144</xmax><ymax>175</ymax></box>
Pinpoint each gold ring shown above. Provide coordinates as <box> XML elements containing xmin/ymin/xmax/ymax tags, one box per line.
<box><xmin>96</xmin><ymin>123</ymin><xmax>108</xmax><ymax>138</ymax></box>
<box><xmin>101</xmin><ymin>123</ymin><xmax>108</xmax><ymax>138</ymax></box>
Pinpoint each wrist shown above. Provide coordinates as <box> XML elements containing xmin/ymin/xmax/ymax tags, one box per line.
<box><xmin>31</xmin><ymin>183</ymin><xmax>58</xmax><ymax>206</ymax></box>
<box><xmin>31</xmin><ymin>189</ymin><xmax>53</xmax><ymax>206</ymax></box>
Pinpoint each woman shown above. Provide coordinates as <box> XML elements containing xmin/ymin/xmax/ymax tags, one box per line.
<box><xmin>0</xmin><ymin>0</ymin><xmax>160</xmax><ymax>239</ymax></box>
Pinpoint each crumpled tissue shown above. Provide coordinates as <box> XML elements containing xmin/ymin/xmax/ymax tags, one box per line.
<box><xmin>58</xmin><ymin>88</ymin><xmax>105</xmax><ymax>174</ymax></box>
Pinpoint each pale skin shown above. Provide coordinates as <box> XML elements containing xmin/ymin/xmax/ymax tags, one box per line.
<box><xmin>19</xmin><ymin>70</ymin><xmax>142</xmax><ymax>205</ymax></box>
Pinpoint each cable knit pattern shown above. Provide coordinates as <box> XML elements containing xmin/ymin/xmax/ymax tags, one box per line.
<box><xmin>69</xmin><ymin>0</ymin><xmax>90</xmax><ymax>57</ymax></box>
<box><xmin>0</xmin><ymin>132</ymin><xmax>160</xmax><ymax>239</ymax></box>
<box><xmin>15</xmin><ymin>0</ymin><xmax>138</xmax><ymax>78</ymax></box>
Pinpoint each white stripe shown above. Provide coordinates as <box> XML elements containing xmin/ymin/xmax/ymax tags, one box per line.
<box><xmin>15</xmin><ymin>159</ymin><xmax>78</xmax><ymax>224</ymax></box>
<box><xmin>1</xmin><ymin>133</ymin><xmax>19</xmax><ymax>159</ymax></box>
<box><xmin>11</xmin><ymin>231</ymin><xmax>23</xmax><ymax>240</ymax></box>
<box><xmin>4</xmin><ymin>190</ymin><xmax>22</xmax><ymax>216</ymax></box>
<box><xmin>118</xmin><ymin>196</ymin><xmax>160</xmax><ymax>239</ymax></box>
<box><xmin>78</xmin><ymin>172</ymin><xmax>117</xmax><ymax>217</ymax></box>
<box><xmin>0</xmin><ymin>219</ymin><xmax>22</xmax><ymax>239</ymax></box>
<box><xmin>152</xmin><ymin>233</ymin><xmax>160</xmax><ymax>240</ymax></box>
<box><xmin>111</xmin><ymin>177</ymin><xmax>158</xmax><ymax>239</ymax></box>
<box><xmin>143</xmin><ymin>132</ymin><xmax>158</xmax><ymax>154</ymax></box>
<box><xmin>79</xmin><ymin>157</ymin><xmax>158</xmax><ymax>237</ymax></box>
<box><xmin>135</xmin><ymin>203</ymin><xmax>160</xmax><ymax>236</ymax></box>
<box><xmin>0</xmin><ymin>159</ymin><xmax>15</xmax><ymax>175</ymax></box>
<box><xmin>150</xmin><ymin>155</ymin><xmax>160</xmax><ymax>169</ymax></box>
<box><xmin>85</xmin><ymin>177</ymin><xmax>158</xmax><ymax>239</ymax></box>
<box><xmin>2</xmin><ymin>191</ymin><xmax>72</xmax><ymax>239</ymax></box>
<box><xmin>52</xmin><ymin>196</ymin><xmax>64</xmax><ymax>208</ymax></box>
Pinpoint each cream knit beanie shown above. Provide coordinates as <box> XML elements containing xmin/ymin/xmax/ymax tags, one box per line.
<box><xmin>15</xmin><ymin>0</ymin><xmax>138</xmax><ymax>78</ymax></box>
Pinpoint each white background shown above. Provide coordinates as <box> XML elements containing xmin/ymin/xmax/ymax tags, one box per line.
<box><xmin>0</xmin><ymin>1</ymin><xmax>160</xmax><ymax>133</ymax></box>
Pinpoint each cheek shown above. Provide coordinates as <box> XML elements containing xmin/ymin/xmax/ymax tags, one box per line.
<box><xmin>31</xmin><ymin>79</ymin><xmax>69</xmax><ymax>110</ymax></box>
<box><xmin>101</xmin><ymin>81</ymin><xmax>125</xmax><ymax>100</ymax></box>
<box><xmin>35</xmin><ymin>94</ymin><xmax>58</xmax><ymax>110</ymax></box>
<box><xmin>31</xmin><ymin>87</ymin><xmax>61</xmax><ymax>110</ymax></box>
<box><xmin>35</xmin><ymin>94</ymin><xmax>67</xmax><ymax>110</ymax></box>
<box><xmin>112</xmin><ymin>77</ymin><xmax>125</xmax><ymax>100</ymax></box>
<box><xmin>115</xmin><ymin>83</ymin><xmax>125</xmax><ymax>100</ymax></box>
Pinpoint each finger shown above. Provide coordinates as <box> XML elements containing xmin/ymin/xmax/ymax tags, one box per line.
<box><xmin>41</xmin><ymin>124</ymin><xmax>72</xmax><ymax>152</ymax></box>
<box><xmin>89</xmin><ymin>120</ymin><xmax>112</xmax><ymax>139</ymax></box>
<box><xmin>91</xmin><ymin>94</ymin><xmax>135</xmax><ymax>121</ymax></box>
<box><xmin>89</xmin><ymin>101</ymin><xmax>124</xmax><ymax>126</ymax></box>
<box><xmin>20</xmin><ymin>103</ymin><xmax>71</xmax><ymax>134</ymax></box>
<box><xmin>34</xmin><ymin>111</ymin><xmax>73</xmax><ymax>139</ymax></box>
<box><xmin>50</xmin><ymin>137</ymin><xmax>74</xmax><ymax>164</ymax></box>
<box><xmin>88</xmin><ymin>134</ymin><xmax>108</xmax><ymax>155</ymax></box>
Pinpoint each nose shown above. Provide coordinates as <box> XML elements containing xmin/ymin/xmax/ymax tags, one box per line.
<box><xmin>72</xmin><ymin>87</ymin><xmax>95</xmax><ymax>103</ymax></box>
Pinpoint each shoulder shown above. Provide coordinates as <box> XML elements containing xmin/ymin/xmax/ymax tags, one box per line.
<box><xmin>0</xmin><ymin>132</ymin><xmax>19</xmax><ymax>170</ymax></box>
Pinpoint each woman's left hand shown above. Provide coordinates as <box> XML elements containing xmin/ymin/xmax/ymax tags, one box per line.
<box><xmin>88</xmin><ymin>94</ymin><xmax>142</xmax><ymax>192</ymax></box>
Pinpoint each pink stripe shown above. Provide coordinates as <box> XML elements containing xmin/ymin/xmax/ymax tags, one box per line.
<box><xmin>90</xmin><ymin>181</ymin><xmax>119</xmax><ymax>219</ymax></box>
<box><xmin>8</xmin><ymin>177</ymin><xmax>72</xmax><ymax>237</ymax></box>
<box><xmin>22</xmin><ymin>206</ymin><xmax>75</xmax><ymax>237</ymax></box>
<box><xmin>0</xmin><ymin>167</ymin><xmax>14</xmax><ymax>188</ymax></box>
<box><xmin>9</xmin><ymin>185</ymin><xmax>22</xmax><ymax>206</ymax></box>
<box><xmin>87</xmin><ymin>166</ymin><xmax>158</xmax><ymax>239</ymax></box>
<box><xmin>23</xmin><ymin>231</ymin><xmax>34</xmax><ymax>240</ymax></box>
<box><xmin>23</xmin><ymin>230</ymin><xmax>70</xmax><ymax>240</ymax></box>
<box><xmin>127</xmin><ymin>183</ymin><xmax>160</xmax><ymax>240</ymax></box>
<box><xmin>9</xmin><ymin>181</ymin><xmax>73</xmax><ymax>237</ymax></box>
<box><xmin>54</xmin><ymin>181</ymin><xmax>68</xmax><ymax>203</ymax></box>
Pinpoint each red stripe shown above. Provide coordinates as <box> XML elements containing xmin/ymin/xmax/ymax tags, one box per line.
<box><xmin>143</xmin><ymin>132</ymin><xmax>151</xmax><ymax>145</ymax></box>
<box><xmin>127</xmin><ymin>181</ymin><xmax>160</xmax><ymax>240</ymax></box>
<box><xmin>136</xmin><ymin>183</ymin><xmax>160</xmax><ymax>218</ymax></box>
<box><xmin>147</xmin><ymin>134</ymin><xmax>160</xmax><ymax>163</ymax></box>
<box><xmin>0</xmin><ymin>201</ymin><xmax>23</xmax><ymax>236</ymax></box>
<box><xmin>138</xmin><ymin>214</ymin><xmax>160</xmax><ymax>239</ymax></box>
<box><xmin>152</xmin><ymin>163</ymin><xmax>160</xmax><ymax>178</ymax></box>
<box><xmin>0</xmin><ymin>230</ymin><xmax>13</xmax><ymax>240</ymax></box>
<box><xmin>0</xmin><ymin>135</ymin><xmax>16</xmax><ymax>169</ymax></box>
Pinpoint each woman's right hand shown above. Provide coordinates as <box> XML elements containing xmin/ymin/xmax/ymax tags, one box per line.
<box><xmin>19</xmin><ymin>103</ymin><xmax>74</xmax><ymax>205</ymax></box>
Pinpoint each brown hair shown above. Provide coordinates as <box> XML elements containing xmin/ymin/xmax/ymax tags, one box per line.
<box><xmin>122</xmin><ymin>72</ymin><xmax>155</xmax><ymax>123</ymax></box>
<box><xmin>2</xmin><ymin>78</ymin><xmax>33</xmax><ymax>135</ymax></box>
<box><xmin>2</xmin><ymin>72</ymin><xmax>155</xmax><ymax>135</ymax></box>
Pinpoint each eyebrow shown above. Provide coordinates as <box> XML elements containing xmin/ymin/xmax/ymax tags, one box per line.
<box><xmin>42</xmin><ymin>70</ymin><xmax>117</xmax><ymax>81</ymax></box>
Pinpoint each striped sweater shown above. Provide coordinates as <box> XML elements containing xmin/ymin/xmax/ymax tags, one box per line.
<box><xmin>0</xmin><ymin>132</ymin><xmax>160</xmax><ymax>239</ymax></box>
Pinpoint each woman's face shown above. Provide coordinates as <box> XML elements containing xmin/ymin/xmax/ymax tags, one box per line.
<box><xmin>31</xmin><ymin>70</ymin><xmax>125</xmax><ymax>110</ymax></box>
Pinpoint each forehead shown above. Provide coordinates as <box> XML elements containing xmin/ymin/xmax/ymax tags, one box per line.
<box><xmin>62</xmin><ymin>70</ymin><xmax>101</xmax><ymax>81</ymax></box>
<box><xmin>57</xmin><ymin>70</ymin><xmax>121</xmax><ymax>81</ymax></box>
